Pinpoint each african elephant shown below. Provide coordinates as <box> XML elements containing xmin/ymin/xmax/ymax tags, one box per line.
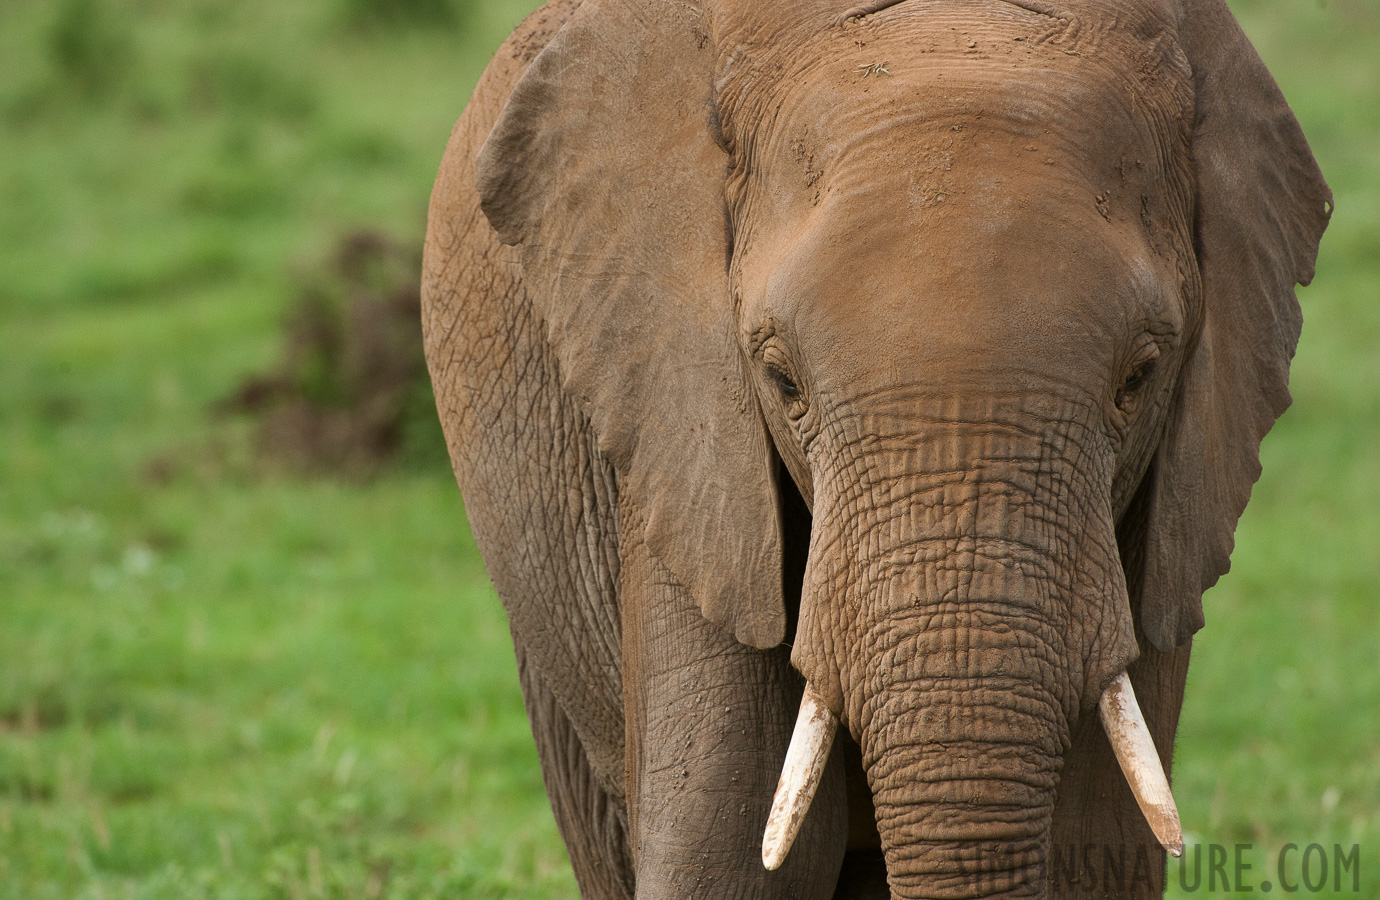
<box><xmin>421</xmin><ymin>0</ymin><xmax>1330</xmax><ymax>896</ymax></box>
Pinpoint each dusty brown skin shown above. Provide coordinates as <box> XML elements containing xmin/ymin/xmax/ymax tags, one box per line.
<box><xmin>422</xmin><ymin>1</ymin><xmax>1330</xmax><ymax>897</ymax></box>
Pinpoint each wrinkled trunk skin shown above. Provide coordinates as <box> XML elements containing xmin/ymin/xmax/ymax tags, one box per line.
<box><xmin>855</xmin><ymin>540</ymin><xmax>1073</xmax><ymax>899</ymax></box>
<box><xmin>862</xmin><ymin>617</ymin><xmax>1066</xmax><ymax>899</ymax></box>
<box><xmin>797</xmin><ymin>401</ymin><xmax>1136</xmax><ymax>899</ymax></box>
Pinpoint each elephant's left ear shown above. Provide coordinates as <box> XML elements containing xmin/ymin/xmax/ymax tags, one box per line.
<box><xmin>1136</xmin><ymin>0</ymin><xmax>1332</xmax><ymax>651</ymax></box>
<box><xmin>474</xmin><ymin>0</ymin><xmax>786</xmax><ymax>648</ymax></box>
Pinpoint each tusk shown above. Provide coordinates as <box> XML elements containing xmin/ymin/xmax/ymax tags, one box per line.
<box><xmin>762</xmin><ymin>683</ymin><xmax>838</xmax><ymax>870</ymax></box>
<box><xmin>1098</xmin><ymin>671</ymin><xmax>1184</xmax><ymax>857</ymax></box>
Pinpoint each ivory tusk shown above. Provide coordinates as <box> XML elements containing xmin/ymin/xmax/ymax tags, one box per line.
<box><xmin>1098</xmin><ymin>671</ymin><xmax>1185</xmax><ymax>857</ymax></box>
<box><xmin>762</xmin><ymin>683</ymin><xmax>838</xmax><ymax>870</ymax></box>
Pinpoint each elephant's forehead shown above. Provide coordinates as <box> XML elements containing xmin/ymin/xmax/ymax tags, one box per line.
<box><xmin>726</xmin><ymin>2</ymin><xmax>1192</xmax><ymax>199</ymax></box>
<box><xmin>735</xmin><ymin>115</ymin><xmax>1182</xmax><ymax>344</ymax></box>
<box><xmin>758</xmin><ymin>196</ymin><xmax>1163</xmax><ymax>358</ymax></box>
<box><xmin>726</xmin><ymin>12</ymin><xmax>1193</xmax><ymax>344</ymax></box>
<box><xmin>732</xmin><ymin>164</ymin><xmax>1185</xmax><ymax>409</ymax></box>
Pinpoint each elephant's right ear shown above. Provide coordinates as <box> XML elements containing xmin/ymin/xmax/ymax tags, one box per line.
<box><xmin>474</xmin><ymin>0</ymin><xmax>786</xmax><ymax>649</ymax></box>
<box><xmin>1135</xmin><ymin>0</ymin><xmax>1331</xmax><ymax>652</ymax></box>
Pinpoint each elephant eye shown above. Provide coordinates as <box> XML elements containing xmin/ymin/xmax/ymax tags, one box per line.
<box><xmin>1115</xmin><ymin>343</ymin><xmax>1161</xmax><ymax>414</ymax></box>
<box><xmin>762</xmin><ymin>344</ymin><xmax>807</xmax><ymax>417</ymax></box>
<box><xmin>771</xmin><ymin>367</ymin><xmax>801</xmax><ymax>401</ymax></box>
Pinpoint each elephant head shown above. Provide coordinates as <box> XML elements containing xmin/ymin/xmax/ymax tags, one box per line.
<box><xmin>472</xmin><ymin>0</ymin><xmax>1329</xmax><ymax>895</ymax></box>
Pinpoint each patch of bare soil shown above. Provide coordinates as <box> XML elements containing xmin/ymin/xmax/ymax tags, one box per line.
<box><xmin>220</xmin><ymin>231</ymin><xmax>446</xmax><ymax>477</ymax></box>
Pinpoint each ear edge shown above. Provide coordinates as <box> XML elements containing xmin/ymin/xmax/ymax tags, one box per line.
<box><xmin>1136</xmin><ymin>0</ymin><xmax>1331</xmax><ymax>652</ymax></box>
<box><xmin>466</xmin><ymin>0</ymin><xmax>791</xmax><ymax>650</ymax></box>
<box><xmin>473</xmin><ymin>39</ymin><xmax>566</xmax><ymax>248</ymax></box>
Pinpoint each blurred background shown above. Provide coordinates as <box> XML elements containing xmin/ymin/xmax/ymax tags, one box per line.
<box><xmin>0</xmin><ymin>0</ymin><xmax>1374</xmax><ymax>897</ymax></box>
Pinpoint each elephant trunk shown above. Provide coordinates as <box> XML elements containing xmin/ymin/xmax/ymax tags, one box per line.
<box><xmin>772</xmin><ymin>409</ymin><xmax>1175</xmax><ymax>895</ymax></box>
<box><xmin>763</xmin><ymin>673</ymin><xmax>1184</xmax><ymax>889</ymax></box>
<box><xmin>860</xmin><ymin>612</ymin><xmax>1065</xmax><ymax>900</ymax></box>
<box><xmin>837</xmin><ymin>469</ymin><xmax>1082</xmax><ymax>897</ymax></box>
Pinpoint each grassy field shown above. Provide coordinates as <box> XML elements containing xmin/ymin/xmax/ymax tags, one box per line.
<box><xmin>1</xmin><ymin>0</ymin><xmax>1375</xmax><ymax>897</ymax></box>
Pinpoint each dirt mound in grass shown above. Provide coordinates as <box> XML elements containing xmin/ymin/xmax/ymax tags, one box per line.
<box><xmin>222</xmin><ymin>231</ymin><xmax>447</xmax><ymax>476</ymax></box>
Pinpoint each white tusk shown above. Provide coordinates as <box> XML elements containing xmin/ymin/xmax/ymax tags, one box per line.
<box><xmin>1098</xmin><ymin>671</ymin><xmax>1184</xmax><ymax>857</ymax></box>
<box><xmin>762</xmin><ymin>683</ymin><xmax>838</xmax><ymax>870</ymax></box>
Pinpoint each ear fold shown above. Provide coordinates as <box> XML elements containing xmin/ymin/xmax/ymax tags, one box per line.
<box><xmin>1137</xmin><ymin>0</ymin><xmax>1332</xmax><ymax>651</ymax></box>
<box><xmin>474</xmin><ymin>0</ymin><xmax>786</xmax><ymax>648</ymax></box>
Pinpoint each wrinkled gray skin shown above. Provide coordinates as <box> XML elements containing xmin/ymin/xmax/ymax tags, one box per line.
<box><xmin>421</xmin><ymin>0</ymin><xmax>1329</xmax><ymax>897</ymax></box>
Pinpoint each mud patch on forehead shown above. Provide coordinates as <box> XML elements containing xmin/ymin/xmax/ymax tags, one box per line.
<box><xmin>790</xmin><ymin>125</ymin><xmax>827</xmax><ymax>206</ymax></box>
<box><xmin>905</xmin><ymin>141</ymin><xmax>957</xmax><ymax>210</ymax></box>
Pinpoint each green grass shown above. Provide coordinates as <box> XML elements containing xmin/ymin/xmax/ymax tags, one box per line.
<box><xmin>0</xmin><ymin>0</ymin><xmax>575</xmax><ymax>897</ymax></box>
<box><xmin>1165</xmin><ymin>2</ymin><xmax>1380</xmax><ymax>897</ymax></box>
<box><xmin>0</xmin><ymin>0</ymin><xmax>1376</xmax><ymax>897</ymax></box>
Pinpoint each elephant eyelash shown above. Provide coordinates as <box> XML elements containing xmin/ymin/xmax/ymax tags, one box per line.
<box><xmin>761</xmin><ymin>344</ymin><xmax>808</xmax><ymax>417</ymax></box>
<box><xmin>1115</xmin><ymin>357</ymin><xmax>1158</xmax><ymax>412</ymax></box>
<box><xmin>772</xmin><ymin>367</ymin><xmax>810</xmax><ymax>420</ymax></box>
<box><xmin>770</xmin><ymin>366</ymin><xmax>801</xmax><ymax>400</ymax></box>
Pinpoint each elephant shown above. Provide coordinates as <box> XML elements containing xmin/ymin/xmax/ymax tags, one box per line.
<box><xmin>420</xmin><ymin>0</ymin><xmax>1330</xmax><ymax>897</ymax></box>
